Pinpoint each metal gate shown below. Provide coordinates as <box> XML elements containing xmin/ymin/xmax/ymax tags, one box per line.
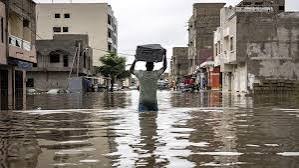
<box><xmin>0</xmin><ymin>70</ymin><xmax>9</xmax><ymax>110</ymax></box>
<box><xmin>15</xmin><ymin>71</ymin><xmax>24</xmax><ymax>110</ymax></box>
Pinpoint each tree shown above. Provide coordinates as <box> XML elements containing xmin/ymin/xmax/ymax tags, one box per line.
<box><xmin>97</xmin><ymin>53</ymin><xmax>128</xmax><ymax>92</ymax></box>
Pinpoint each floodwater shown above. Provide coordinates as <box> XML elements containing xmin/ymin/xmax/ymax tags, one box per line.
<box><xmin>1</xmin><ymin>91</ymin><xmax>299</xmax><ymax>168</ymax></box>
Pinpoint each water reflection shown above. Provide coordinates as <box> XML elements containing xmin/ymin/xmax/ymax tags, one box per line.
<box><xmin>0</xmin><ymin>111</ymin><xmax>41</xmax><ymax>168</ymax></box>
<box><xmin>170</xmin><ymin>91</ymin><xmax>222</xmax><ymax>108</ymax></box>
<box><xmin>137</xmin><ymin>112</ymin><xmax>158</xmax><ymax>167</ymax></box>
<box><xmin>0</xmin><ymin>91</ymin><xmax>297</xmax><ymax>167</ymax></box>
<box><xmin>26</xmin><ymin>92</ymin><xmax>131</xmax><ymax>110</ymax></box>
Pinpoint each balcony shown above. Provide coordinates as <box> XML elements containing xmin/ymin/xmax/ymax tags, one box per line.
<box><xmin>9</xmin><ymin>35</ymin><xmax>31</xmax><ymax>51</ymax></box>
<box><xmin>8</xmin><ymin>35</ymin><xmax>36</xmax><ymax>63</ymax></box>
<box><xmin>214</xmin><ymin>50</ymin><xmax>237</xmax><ymax>67</ymax></box>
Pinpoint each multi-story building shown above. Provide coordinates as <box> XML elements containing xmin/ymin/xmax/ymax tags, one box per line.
<box><xmin>187</xmin><ymin>3</ymin><xmax>225</xmax><ymax>74</ymax></box>
<box><xmin>0</xmin><ymin>0</ymin><xmax>37</xmax><ymax>110</ymax></box>
<box><xmin>36</xmin><ymin>3</ymin><xmax>117</xmax><ymax>71</ymax></box>
<box><xmin>171</xmin><ymin>47</ymin><xmax>189</xmax><ymax>83</ymax></box>
<box><xmin>214</xmin><ymin>0</ymin><xmax>299</xmax><ymax>93</ymax></box>
<box><xmin>27</xmin><ymin>34</ymin><xmax>92</xmax><ymax>91</ymax></box>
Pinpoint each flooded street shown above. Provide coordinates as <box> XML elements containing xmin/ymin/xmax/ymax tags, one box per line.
<box><xmin>1</xmin><ymin>91</ymin><xmax>299</xmax><ymax>167</ymax></box>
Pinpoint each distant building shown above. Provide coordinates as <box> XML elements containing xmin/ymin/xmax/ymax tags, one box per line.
<box><xmin>27</xmin><ymin>34</ymin><xmax>92</xmax><ymax>91</ymax></box>
<box><xmin>187</xmin><ymin>3</ymin><xmax>225</xmax><ymax>75</ymax></box>
<box><xmin>171</xmin><ymin>47</ymin><xmax>188</xmax><ymax>83</ymax></box>
<box><xmin>214</xmin><ymin>0</ymin><xmax>299</xmax><ymax>93</ymax></box>
<box><xmin>0</xmin><ymin>0</ymin><xmax>37</xmax><ymax>110</ymax></box>
<box><xmin>36</xmin><ymin>3</ymin><xmax>117</xmax><ymax>71</ymax></box>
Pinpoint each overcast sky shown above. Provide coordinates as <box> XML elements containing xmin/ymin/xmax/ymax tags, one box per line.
<box><xmin>34</xmin><ymin>0</ymin><xmax>299</xmax><ymax>69</ymax></box>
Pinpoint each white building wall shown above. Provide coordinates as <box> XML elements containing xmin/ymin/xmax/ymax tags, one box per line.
<box><xmin>231</xmin><ymin>63</ymin><xmax>247</xmax><ymax>93</ymax></box>
<box><xmin>36</xmin><ymin>3</ymin><xmax>117</xmax><ymax>68</ymax></box>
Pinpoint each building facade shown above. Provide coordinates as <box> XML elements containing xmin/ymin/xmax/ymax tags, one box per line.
<box><xmin>27</xmin><ymin>34</ymin><xmax>92</xmax><ymax>91</ymax></box>
<box><xmin>187</xmin><ymin>3</ymin><xmax>225</xmax><ymax>75</ymax></box>
<box><xmin>214</xmin><ymin>0</ymin><xmax>299</xmax><ymax>93</ymax></box>
<box><xmin>171</xmin><ymin>47</ymin><xmax>189</xmax><ymax>83</ymax></box>
<box><xmin>0</xmin><ymin>0</ymin><xmax>37</xmax><ymax>110</ymax></box>
<box><xmin>36</xmin><ymin>3</ymin><xmax>117</xmax><ymax>71</ymax></box>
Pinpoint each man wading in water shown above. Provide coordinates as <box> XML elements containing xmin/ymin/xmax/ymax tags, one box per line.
<box><xmin>130</xmin><ymin>56</ymin><xmax>167</xmax><ymax>112</ymax></box>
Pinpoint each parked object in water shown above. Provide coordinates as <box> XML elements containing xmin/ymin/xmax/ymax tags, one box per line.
<box><xmin>112</xmin><ymin>84</ymin><xmax>122</xmax><ymax>91</ymax></box>
<box><xmin>136</xmin><ymin>44</ymin><xmax>166</xmax><ymax>62</ymax></box>
<box><xmin>47</xmin><ymin>89</ymin><xmax>70</xmax><ymax>95</ymax></box>
<box><xmin>158</xmin><ymin>80</ymin><xmax>170</xmax><ymax>90</ymax></box>
<box><xmin>26</xmin><ymin>88</ymin><xmax>42</xmax><ymax>95</ymax></box>
<box><xmin>129</xmin><ymin>86</ymin><xmax>138</xmax><ymax>90</ymax></box>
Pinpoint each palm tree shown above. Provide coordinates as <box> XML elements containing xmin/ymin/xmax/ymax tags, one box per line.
<box><xmin>97</xmin><ymin>53</ymin><xmax>129</xmax><ymax>92</ymax></box>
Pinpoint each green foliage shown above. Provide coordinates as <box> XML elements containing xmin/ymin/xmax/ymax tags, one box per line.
<box><xmin>117</xmin><ymin>70</ymin><xmax>131</xmax><ymax>79</ymax></box>
<box><xmin>97</xmin><ymin>53</ymin><xmax>127</xmax><ymax>79</ymax></box>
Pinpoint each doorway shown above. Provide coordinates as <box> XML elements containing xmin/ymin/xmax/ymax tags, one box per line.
<box><xmin>15</xmin><ymin>71</ymin><xmax>24</xmax><ymax>110</ymax></box>
<box><xmin>0</xmin><ymin>70</ymin><xmax>9</xmax><ymax>110</ymax></box>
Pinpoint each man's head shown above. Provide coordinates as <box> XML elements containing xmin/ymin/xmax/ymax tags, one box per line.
<box><xmin>146</xmin><ymin>62</ymin><xmax>154</xmax><ymax>71</ymax></box>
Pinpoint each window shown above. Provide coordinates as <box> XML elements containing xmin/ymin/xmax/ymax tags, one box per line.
<box><xmin>50</xmin><ymin>54</ymin><xmax>60</xmax><ymax>63</ymax></box>
<box><xmin>1</xmin><ymin>17</ymin><xmax>3</xmax><ymax>43</ymax></box>
<box><xmin>230</xmin><ymin>37</ymin><xmax>234</xmax><ymax>51</ymax></box>
<box><xmin>108</xmin><ymin>42</ymin><xmax>112</xmax><ymax>52</ymax></box>
<box><xmin>108</xmin><ymin>15</ymin><xmax>112</xmax><ymax>25</ymax></box>
<box><xmin>26</xmin><ymin>78</ymin><xmax>34</xmax><ymax>88</ymax></box>
<box><xmin>53</xmin><ymin>27</ymin><xmax>61</xmax><ymax>33</ymax></box>
<box><xmin>255</xmin><ymin>2</ymin><xmax>263</xmax><ymax>6</ymax></box>
<box><xmin>23</xmin><ymin>19</ymin><xmax>30</xmax><ymax>28</ymax></box>
<box><xmin>63</xmin><ymin>55</ymin><xmax>68</xmax><ymax>67</ymax></box>
<box><xmin>218</xmin><ymin>41</ymin><xmax>221</xmax><ymax>53</ymax></box>
<box><xmin>108</xmin><ymin>29</ymin><xmax>112</xmax><ymax>38</ymax></box>
<box><xmin>279</xmin><ymin>6</ymin><xmax>285</xmax><ymax>11</ymax></box>
<box><xmin>64</xmin><ymin>13</ymin><xmax>70</xmax><ymax>18</ymax></box>
<box><xmin>63</xmin><ymin>27</ymin><xmax>69</xmax><ymax>32</ymax></box>
<box><xmin>55</xmin><ymin>13</ymin><xmax>60</xmax><ymax>18</ymax></box>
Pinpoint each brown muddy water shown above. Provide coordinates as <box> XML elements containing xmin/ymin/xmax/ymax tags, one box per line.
<box><xmin>1</xmin><ymin>91</ymin><xmax>299</xmax><ymax>168</ymax></box>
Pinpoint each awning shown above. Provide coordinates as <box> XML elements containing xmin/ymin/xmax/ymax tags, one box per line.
<box><xmin>7</xmin><ymin>58</ymin><xmax>33</xmax><ymax>70</ymax></box>
<box><xmin>200</xmin><ymin>61</ymin><xmax>214</xmax><ymax>68</ymax></box>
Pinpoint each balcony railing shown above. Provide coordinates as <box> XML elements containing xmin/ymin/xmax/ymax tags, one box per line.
<box><xmin>9</xmin><ymin>35</ymin><xmax>31</xmax><ymax>51</ymax></box>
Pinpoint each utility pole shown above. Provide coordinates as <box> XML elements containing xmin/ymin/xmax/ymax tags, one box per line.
<box><xmin>77</xmin><ymin>42</ymin><xmax>81</xmax><ymax>77</ymax></box>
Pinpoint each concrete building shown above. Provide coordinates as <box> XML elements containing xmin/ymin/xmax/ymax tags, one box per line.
<box><xmin>171</xmin><ymin>47</ymin><xmax>189</xmax><ymax>83</ymax></box>
<box><xmin>27</xmin><ymin>34</ymin><xmax>92</xmax><ymax>91</ymax></box>
<box><xmin>36</xmin><ymin>3</ymin><xmax>117</xmax><ymax>71</ymax></box>
<box><xmin>0</xmin><ymin>0</ymin><xmax>37</xmax><ymax>110</ymax></box>
<box><xmin>187</xmin><ymin>3</ymin><xmax>225</xmax><ymax>75</ymax></box>
<box><xmin>214</xmin><ymin>0</ymin><xmax>299</xmax><ymax>93</ymax></box>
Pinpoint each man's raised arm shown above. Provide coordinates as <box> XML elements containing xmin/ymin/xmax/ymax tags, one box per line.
<box><xmin>160</xmin><ymin>55</ymin><xmax>167</xmax><ymax>72</ymax></box>
<box><xmin>130</xmin><ymin>59</ymin><xmax>137</xmax><ymax>75</ymax></box>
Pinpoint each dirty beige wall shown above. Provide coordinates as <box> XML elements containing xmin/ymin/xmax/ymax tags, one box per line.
<box><xmin>237</xmin><ymin>12</ymin><xmax>299</xmax><ymax>83</ymax></box>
